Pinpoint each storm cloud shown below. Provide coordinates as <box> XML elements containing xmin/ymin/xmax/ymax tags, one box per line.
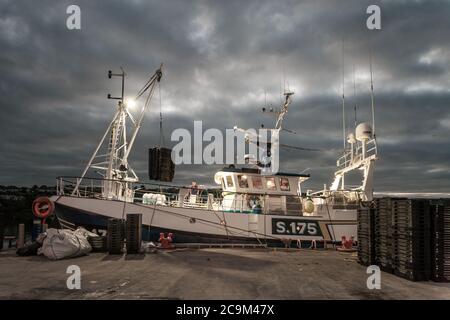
<box><xmin>1</xmin><ymin>0</ymin><xmax>450</xmax><ymax>192</ymax></box>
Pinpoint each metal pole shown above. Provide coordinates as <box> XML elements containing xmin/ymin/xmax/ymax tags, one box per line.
<box><xmin>17</xmin><ymin>224</ymin><xmax>25</xmax><ymax>248</ymax></box>
<box><xmin>121</xmin><ymin>70</ymin><xmax>125</xmax><ymax>102</ymax></box>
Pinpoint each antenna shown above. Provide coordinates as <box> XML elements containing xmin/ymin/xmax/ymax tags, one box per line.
<box><xmin>341</xmin><ymin>40</ymin><xmax>346</xmax><ymax>151</ymax></box>
<box><xmin>353</xmin><ymin>63</ymin><xmax>357</xmax><ymax>128</ymax></box>
<box><xmin>107</xmin><ymin>68</ymin><xmax>126</xmax><ymax>102</ymax></box>
<box><xmin>279</xmin><ymin>78</ymin><xmax>283</xmax><ymax>105</ymax></box>
<box><xmin>369</xmin><ymin>37</ymin><xmax>376</xmax><ymax>136</ymax></box>
<box><xmin>265</xmin><ymin>90</ymin><xmax>267</xmax><ymax>109</ymax></box>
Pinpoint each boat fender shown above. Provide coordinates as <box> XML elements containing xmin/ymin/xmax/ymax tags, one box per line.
<box><xmin>337</xmin><ymin>235</ymin><xmax>357</xmax><ymax>252</ymax></box>
<box><xmin>32</xmin><ymin>197</ymin><xmax>55</xmax><ymax>219</ymax></box>
<box><xmin>304</xmin><ymin>198</ymin><xmax>315</xmax><ymax>214</ymax></box>
<box><xmin>158</xmin><ymin>232</ymin><xmax>174</xmax><ymax>249</ymax></box>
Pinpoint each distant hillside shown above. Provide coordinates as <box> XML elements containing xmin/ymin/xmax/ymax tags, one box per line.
<box><xmin>0</xmin><ymin>185</ymin><xmax>55</xmax><ymax>233</ymax></box>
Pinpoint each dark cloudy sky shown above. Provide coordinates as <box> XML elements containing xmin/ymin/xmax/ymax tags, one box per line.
<box><xmin>1</xmin><ymin>0</ymin><xmax>450</xmax><ymax>192</ymax></box>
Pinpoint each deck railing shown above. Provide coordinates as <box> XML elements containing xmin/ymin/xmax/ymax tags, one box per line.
<box><xmin>56</xmin><ymin>176</ymin><xmax>357</xmax><ymax>215</ymax></box>
<box><xmin>337</xmin><ymin>138</ymin><xmax>377</xmax><ymax>170</ymax></box>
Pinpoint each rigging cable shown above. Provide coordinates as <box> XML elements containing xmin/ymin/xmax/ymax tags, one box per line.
<box><xmin>323</xmin><ymin>196</ymin><xmax>337</xmax><ymax>248</ymax></box>
<box><xmin>158</xmin><ymin>80</ymin><xmax>165</xmax><ymax>147</ymax></box>
<box><xmin>341</xmin><ymin>39</ymin><xmax>346</xmax><ymax>152</ymax></box>
<box><xmin>138</xmin><ymin>202</ymin><xmax>278</xmax><ymax>242</ymax></box>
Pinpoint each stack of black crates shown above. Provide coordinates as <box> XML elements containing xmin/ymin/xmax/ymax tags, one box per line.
<box><xmin>357</xmin><ymin>206</ymin><xmax>375</xmax><ymax>266</ymax></box>
<box><xmin>107</xmin><ymin>218</ymin><xmax>125</xmax><ymax>254</ymax></box>
<box><xmin>125</xmin><ymin>213</ymin><xmax>142</xmax><ymax>254</ymax></box>
<box><xmin>390</xmin><ymin>199</ymin><xmax>431</xmax><ymax>281</ymax></box>
<box><xmin>148</xmin><ymin>147</ymin><xmax>175</xmax><ymax>182</ymax></box>
<box><xmin>430</xmin><ymin>199</ymin><xmax>450</xmax><ymax>282</ymax></box>
<box><xmin>373</xmin><ymin>198</ymin><xmax>394</xmax><ymax>273</ymax></box>
<box><xmin>358</xmin><ymin>197</ymin><xmax>450</xmax><ymax>282</ymax></box>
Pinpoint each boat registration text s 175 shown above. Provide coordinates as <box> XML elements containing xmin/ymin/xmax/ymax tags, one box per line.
<box><xmin>271</xmin><ymin>218</ymin><xmax>322</xmax><ymax>236</ymax></box>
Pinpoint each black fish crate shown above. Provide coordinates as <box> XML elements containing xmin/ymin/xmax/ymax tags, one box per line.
<box><xmin>357</xmin><ymin>207</ymin><xmax>375</xmax><ymax>266</ymax></box>
<box><xmin>373</xmin><ymin>198</ymin><xmax>394</xmax><ymax>272</ymax></box>
<box><xmin>390</xmin><ymin>199</ymin><xmax>431</xmax><ymax>281</ymax></box>
<box><xmin>430</xmin><ymin>200</ymin><xmax>450</xmax><ymax>282</ymax></box>
<box><xmin>148</xmin><ymin>147</ymin><xmax>175</xmax><ymax>182</ymax></box>
<box><xmin>391</xmin><ymin>199</ymin><xmax>428</xmax><ymax>226</ymax></box>
<box><xmin>126</xmin><ymin>213</ymin><xmax>142</xmax><ymax>254</ymax></box>
<box><xmin>392</xmin><ymin>243</ymin><xmax>431</xmax><ymax>281</ymax></box>
<box><xmin>107</xmin><ymin>218</ymin><xmax>125</xmax><ymax>254</ymax></box>
<box><xmin>88</xmin><ymin>236</ymin><xmax>107</xmax><ymax>252</ymax></box>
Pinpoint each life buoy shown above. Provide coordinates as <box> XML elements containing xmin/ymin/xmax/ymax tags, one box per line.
<box><xmin>32</xmin><ymin>197</ymin><xmax>54</xmax><ymax>219</ymax></box>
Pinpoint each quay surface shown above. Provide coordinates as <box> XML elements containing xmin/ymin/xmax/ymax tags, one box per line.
<box><xmin>0</xmin><ymin>248</ymin><xmax>449</xmax><ymax>299</ymax></box>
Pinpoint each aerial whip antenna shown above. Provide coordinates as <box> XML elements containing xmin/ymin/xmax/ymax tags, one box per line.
<box><xmin>353</xmin><ymin>63</ymin><xmax>357</xmax><ymax>128</ymax></box>
<box><xmin>369</xmin><ymin>37</ymin><xmax>376</xmax><ymax>136</ymax></box>
<box><xmin>341</xmin><ymin>39</ymin><xmax>346</xmax><ymax>152</ymax></box>
<box><xmin>265</xmin><ymin>90</ymin><xmax>267</xmax><ymax>109</ymax></box>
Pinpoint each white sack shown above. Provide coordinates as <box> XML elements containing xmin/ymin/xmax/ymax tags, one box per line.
<box><xmin>74</xmin><ymin>227</ymin><xmax>98</xmax><ymax>239</ymax></box>
<box><xmin>41</xmin><ymin>228</ymin><xmax>92</xmax><ymax>260</ymax></box>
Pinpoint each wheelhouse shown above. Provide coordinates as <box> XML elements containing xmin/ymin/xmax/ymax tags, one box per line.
<box><xmin>214</xmin><ymin>167</ymin><xmax>310</xmax><ymax>215</ymax></box>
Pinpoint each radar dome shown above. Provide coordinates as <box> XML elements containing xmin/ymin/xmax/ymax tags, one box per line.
<box><xmin>347</xmin><ymin>132</ymin><xmax>357</xmax><ymax>144</ymax></box>
<box><xmin>355</xmin><ymin>122</ymin><xmax>373</xmax><ymax>141</ymax></box>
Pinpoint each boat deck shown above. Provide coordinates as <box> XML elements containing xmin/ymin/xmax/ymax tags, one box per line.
<box><xmin>1</xmin><ymin>248</ymin><xmax>449</xmax><ymax>299</ymax></box>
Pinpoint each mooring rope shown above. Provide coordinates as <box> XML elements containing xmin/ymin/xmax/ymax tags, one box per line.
<box><xmin>137</xmin><ymin>203</ymin><xmax>278</xmax><ymax>242</ymax></box>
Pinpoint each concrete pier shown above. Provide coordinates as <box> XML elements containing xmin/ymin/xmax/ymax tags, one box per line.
<box><xmin>0</xmin><ymin>248</ymin><xmax>449</xmax><ymax>299</ymax></box>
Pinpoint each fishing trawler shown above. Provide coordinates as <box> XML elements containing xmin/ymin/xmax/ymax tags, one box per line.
<box><xmin>42</xmin><ymin>64</ymin><xmax>378</xmax><ymax>247</ymax></box>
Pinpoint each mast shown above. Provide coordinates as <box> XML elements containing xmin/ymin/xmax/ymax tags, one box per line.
<box><xmin>275</xmin><ymin>91</ymin><xmax>294</xmax><ymax>130</ymax></box>
<box><xmin>72</xmin><ymin>64</ymin><xmax>163</xmax><ymax>198</ymax></box>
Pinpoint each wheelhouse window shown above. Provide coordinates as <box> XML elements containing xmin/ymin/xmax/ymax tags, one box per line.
<box><xmin>238</xmin><ymin>175</ymin><xmax>249</xmax><ymax>188</ymax></box>
<box><xmin>252</xmin><ymin>176</ymin><xmax>263</xmax><ymax>189</ymax></box>
<box><xmin>266</xmin><ymin>177</ymin><xmax>276</xmax><ymax>190</ymax></box>
<box><xmin>226</xmin><ymin>175</ymin><xmax>234</xmax><ymax>188</ymax></box>
<box><xmin>279</xmin><ymin>178</ymin><xmax>290</xmax><ymax>191</ymax></box>
<box><xmin>221</xmin><ymin>177</ymin><xmax>226</xmax><ymax>189</ymax></box>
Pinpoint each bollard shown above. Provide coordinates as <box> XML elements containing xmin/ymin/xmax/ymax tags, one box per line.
<box><xmin>17</xmin><ymin>224</ymin><xmax>25</xmax><ymax>248</ymax></box>
<box><xmin>0</xmin><ymin>226</ymin><xmax>4</xmax><ymax>251</ymax></box>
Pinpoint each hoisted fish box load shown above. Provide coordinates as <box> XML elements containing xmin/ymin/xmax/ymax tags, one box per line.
<box><xmin>148</xmin><ymin>147</ymin><xmax>175</xmax><ymax>182</ymax></box>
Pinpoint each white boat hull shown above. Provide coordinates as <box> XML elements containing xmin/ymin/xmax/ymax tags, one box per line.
<box><xmin>51</xmin><ymin>195</ymin><xmax>357</xmax><ymax>246</ymax></box>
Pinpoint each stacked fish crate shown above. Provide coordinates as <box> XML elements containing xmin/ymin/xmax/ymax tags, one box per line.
<box><xmin>373</xmin><ymin>198</ymin><xmax>394</xmax><ymax>273</ymax></box>
<box><xmin>107</xmin><ymin>218</ymin><xmax>125</xmax><ymax>254</ymax></box>
<box><xmin>148</xmin><ymin>147</ymin><xmax>175</xmax><ymax>182</ymax></box>
<box><xmin>88</xmin><ymin>235</ymin><xmax>107</xmax><ymax>252</ymax></box>
<box><xmin>359</xmin><ymin>197</ymin><xmax>450</xmax><ymax>282</ymax></box>
<box><xmin>391</xmin><ymin>199</ymin><xmax>431</xmax><ymax>281</ymax></box>
<box><xmin>125</xmin><ymin>213</ymin><xmax>142</xmax><ymax>254</ymax></box>
<box><xmin>357</xmin><ymin>207</ymin><xmax>375</xmax><ymax>266</ymax></box>
<box><xmin>430</xmin><ymin>200</ymin><xmax>450</xmax><ymax>282</ymax></box>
